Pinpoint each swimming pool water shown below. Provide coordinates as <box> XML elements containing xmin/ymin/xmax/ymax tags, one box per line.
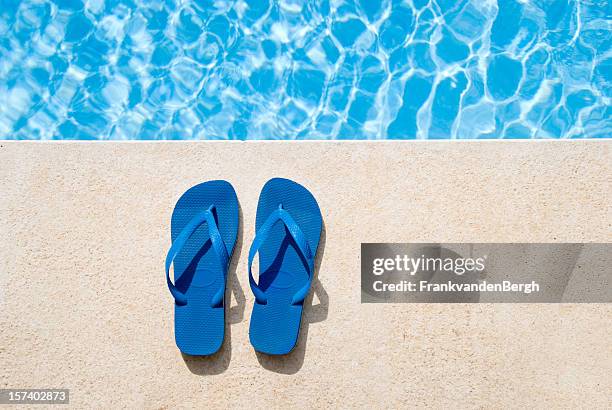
<box><xmin>0</xmin><ymin>0</ymin><xmax>610</xmax><ymax>139</ymax></box>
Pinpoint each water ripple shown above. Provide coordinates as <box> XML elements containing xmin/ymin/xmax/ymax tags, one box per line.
<box><xmin>0</xmin><ymin>0</ymin><xmax>610</xmax><ymax>139</ymax></box>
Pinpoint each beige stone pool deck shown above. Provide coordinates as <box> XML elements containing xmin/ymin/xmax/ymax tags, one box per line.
<box><xmin>1</xmin><ymin>140</ymin><xmax>611</xmax><ymax>409</ymax></box>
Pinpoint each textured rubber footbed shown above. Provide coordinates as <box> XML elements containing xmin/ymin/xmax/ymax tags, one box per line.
<box><xmin>171</xmin><ymin>181</ymin><xmax>238</xmax><ymax>355</ymax></box>
<box><xmin>249</xmin><ymin>178</ymin><xmax>322</xmax><ymax>355</ymax></box>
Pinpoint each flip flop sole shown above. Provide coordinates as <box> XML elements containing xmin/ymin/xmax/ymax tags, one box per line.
<box><xmin>171</xmin><ymin>180</ymin><xmax>238</xmax><ymax>356</ymax></box>
<box><xmin>249</xmin><ymin>178</ymin><xmax>322</xmax><ymax>355</ymax></box>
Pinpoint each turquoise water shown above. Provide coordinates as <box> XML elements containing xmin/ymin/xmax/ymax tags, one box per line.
<box><xmin>0</xmin><ymin>0</ymin><xmax>610</xmax><ymax>139</ymax></box>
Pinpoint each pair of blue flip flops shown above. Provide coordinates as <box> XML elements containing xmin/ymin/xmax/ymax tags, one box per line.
<box><xmin>165</xmin><ymin>178</ymin><xmax>322</xmax><ymax>356</ymax></box>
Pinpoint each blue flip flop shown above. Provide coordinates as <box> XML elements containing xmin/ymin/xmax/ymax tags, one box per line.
<box><xmin>248</xmin><ymin>178</ymin><xmax>323</xmax><ymax>355</ymax></box>
<box><xmin>165</xmin><ymin>181</ymin><xmax>239</xmax><ymax>355</ymax></box>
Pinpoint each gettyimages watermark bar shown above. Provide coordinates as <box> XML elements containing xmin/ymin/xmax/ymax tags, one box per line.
<box><xmin>361</xmin><ymin>243</ymin><xmax>612</xmax><ymax>303</ymax></box>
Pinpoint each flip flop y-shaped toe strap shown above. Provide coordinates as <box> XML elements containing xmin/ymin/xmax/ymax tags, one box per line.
<box><xmin>166</xmin><ymin>205</ymin><xmax>229</xmax><ymax>307</ymax></box>
<box><xmin>248</xmin><ymin>205</ymin><xmax>314</xmax><ymax>306</ymax></box>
